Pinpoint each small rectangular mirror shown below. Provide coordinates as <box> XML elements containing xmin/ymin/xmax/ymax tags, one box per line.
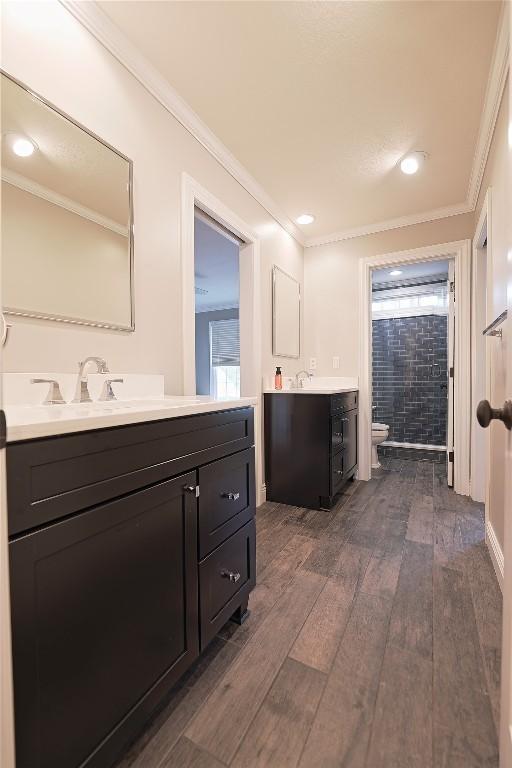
<box><xmin>272</xmin><ymin>265</ymin><xmax>300</xmax><ymax>358</ymax></box>
<box><xmin>1</xmin><ymin>72</ymin><xmax>134</xmax><ymax>331</ymax></box>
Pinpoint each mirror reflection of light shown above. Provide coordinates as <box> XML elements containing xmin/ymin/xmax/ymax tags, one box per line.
<box><xmin>12</xmin><ymin>137</ymin><xmax>36</xmax><ymax>157</ymax></box>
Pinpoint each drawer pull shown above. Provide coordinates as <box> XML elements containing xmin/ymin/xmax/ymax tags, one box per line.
<box><xmin>333</xmin><ymin>432</ymin><xmax>342</xmax><ymax>437</ymax></box>
<box><xmin>222</xmin><ymin>492</ymin><xmax>240</xmax><ymax>501</ymax></box>
<box><xmin>221</xmin><ymin>569</ymin><xmax>241</xmax><ymax>583</ymax></box>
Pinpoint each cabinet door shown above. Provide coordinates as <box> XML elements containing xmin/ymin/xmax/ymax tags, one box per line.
<box><xmin>10</xmin><ymin>472</ymin><xmax>199</xmax><ymax>768</ymax></box>
<box><xmin>343</xmin><ymin>410</ymin><xmax>358</xmax><ymax>474</ymax></box>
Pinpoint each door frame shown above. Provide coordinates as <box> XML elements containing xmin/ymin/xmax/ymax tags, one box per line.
<box><xmin>471</xmin><ymin>190</ymin><xmax>492</xmax><ymax>506</ymax></box>
<box><xmin>358</xmin><ymin>239</ymin><xmax>472</xmax><ymax>495</ymax></box>
<box><xmin>180</xmin><ymin>173</ymin><xmax>263</xmax><ymax>504</ymax></box>
<box><xmin>447</xmin><ymin>259</ymin><xmax>455</xmax><ymax>487</ymax></box>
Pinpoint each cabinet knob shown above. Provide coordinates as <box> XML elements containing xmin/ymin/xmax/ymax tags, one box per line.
<box><xmin>476</xmin><ymin>399</ymin><xmax>512</xmax><ymax>430</ymax></box>
<box><xmin>184</xmin><ymin>485</ymin><xmax>200</xmax><ymax>497</ymax></box>
<box><xmin>221</xmin><ymin>569</ymin><xmax>241</xmax><ymax>583</ymax></box>
<box><xmin>222</xmin><ymin>492</ymin><xmax>240</xmax><ymax>501</ymax></box>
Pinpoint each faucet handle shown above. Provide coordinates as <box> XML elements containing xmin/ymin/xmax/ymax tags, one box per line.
<box><xmin>99</xmin><ymin>378</ymin><xmax>124</xmax><ymax>402</ymax></box>
<box><xmin>31</xmin><ymin>378</ymin><xmax>66</xmax><ymax>405</ymax></box>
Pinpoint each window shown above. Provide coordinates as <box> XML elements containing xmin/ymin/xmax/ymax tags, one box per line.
<box><xmin>210</xmin><ymin>318</ymin><xmax>240</xmax><ymax>398</ymax></box>
<box><xmin>372</xmin><ymin>282</ymin><xmax>448</xmax><ymax>319</ymax></box>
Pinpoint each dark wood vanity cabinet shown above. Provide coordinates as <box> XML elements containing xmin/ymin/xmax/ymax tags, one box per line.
<box><xmin>264</xmin><ymin>391</ymin><xmax>358</xmax><ymax>509</ymax></box>
<box><xmin>6</xmin><ymin>407</ymin><xmax>255</xmax><ymax>768</ymax></box>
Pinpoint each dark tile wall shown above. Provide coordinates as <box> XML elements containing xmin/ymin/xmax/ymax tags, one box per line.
<box><xmin>372</xmin><ymin>315</ymin><xmax>448</xmax><ymax>446</ymax></box>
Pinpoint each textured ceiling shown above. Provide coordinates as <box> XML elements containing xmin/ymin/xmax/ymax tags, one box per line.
<box><xmin>98</xmin><ymin>1</ymin><xmax>501</xmax><ymax>238</ymax></box>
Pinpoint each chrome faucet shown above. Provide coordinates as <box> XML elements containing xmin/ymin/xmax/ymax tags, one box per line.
<box><xmin>295</xmin><ymin>370</ymin><xmax>313</xmax><ymax>389</ymax></box>
<box><xmin>72</xmin><ymin>357</ymin><xmax>109</xmax><ymax>403</ymax></box>
<box><xmin>31</xmin><ymin>378</ymin><xmax>66</xmax><ymax>405</ymax></box>
<box><xmin>98</xmin><ymin>378</ymin><xmax>124</xmax><ymax>402</ymax></box>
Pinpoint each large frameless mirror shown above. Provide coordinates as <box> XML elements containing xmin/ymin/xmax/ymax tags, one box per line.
<box><xmin>272</xmin><ymin>265</ymin><xmax>300</xmax><ymax>358</ymax></box>
<box><xmin>1</xmin><ymin>71</ymin><xmax>134</xmax><ymax>331</ymax></box>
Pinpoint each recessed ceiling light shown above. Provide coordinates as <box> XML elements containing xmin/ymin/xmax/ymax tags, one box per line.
<box><xmin>400</xmin><ymin>151</ymin><xmax>427</xmax><ymax>175</ymax></box>
<box><xmin>296</xmin><ymin>214</ymin><xmax>315</xmax><ymax>225</ymax></box>
<box><xmin>11</xmin><ymin>136</ymin><xmax>37</xmax><ymax>157</ymax></box>
<box><xmin>389</xmin><ymin>269</ymin><xmax>403</xmax><ymax>276</ymax></box>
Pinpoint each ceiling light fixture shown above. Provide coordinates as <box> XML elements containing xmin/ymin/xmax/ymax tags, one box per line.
<box><xmin>389</xmin><ymin>269</ymin><xmax>403</xmax><ymax>276</ymax></box>
<box><xmin>7</xmin><ymin>134</ymin><xmax>37</xmax><ymax>157</ymax></box>
<box><xmin>296</xmin><ymin>214</ymin><xmax>315</xmax><ymax>225</ymax></box>
<box><xmin>400</xmin><ymin>151</ymin><xmax>427</xmax><ymax>175</ymax></box>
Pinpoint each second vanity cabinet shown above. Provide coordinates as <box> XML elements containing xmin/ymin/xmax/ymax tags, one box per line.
<box><xmin>264</xmin><ymin>390</ymin><xmax>358</xmax><ymax>509</ymax></box>
<box><xmin>7</xmin><ymin>407</ymin><xmax>255</xmax><ymax>768</ymax></box>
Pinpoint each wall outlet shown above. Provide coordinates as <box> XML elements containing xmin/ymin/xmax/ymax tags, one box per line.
<box><xmin>332</xmin><ymin>356</ymin><xmax>340</xmax><ymax>369</ymax></box>
<box><xmin>309</xmin><ymin>357</ymin><xmax>317</xmax><ymax>370</ymax></box>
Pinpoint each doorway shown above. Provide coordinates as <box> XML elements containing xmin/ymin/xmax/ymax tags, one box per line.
<box><xmin>194</xmin><ymin>209</ymin><xmax>242</xmax><ymax>399</ymax></box>
<box><xmin>180</xmin><ymin>173</ymin><xmax>263</xmax><ymax>505</ymax></box>
<box><xmin>359</xmin><ymin>240</ymin><xmax>472</xmax><ymax>495</ymax></box>
<box><xmin>370</xmin><ymin>259</ymin><xmax>453</xmax><ymax>482</ymax></box>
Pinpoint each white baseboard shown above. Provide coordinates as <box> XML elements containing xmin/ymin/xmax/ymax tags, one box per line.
<box><xmin>382</xmin><ymin>441</ymin><xmax>446</xmax><ymax>451</ymax></box>
<box><xmin>257</xmin><ymin>483</ymin><xmax>267</xmax><ymax>507</ymax></box>
<box><xmin>486</xmin><ymin>519</ymin><xmax>504</xmax><ymax>592</ymax></box>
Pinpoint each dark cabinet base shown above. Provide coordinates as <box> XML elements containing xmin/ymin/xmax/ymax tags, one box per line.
<box><xmin>264</xmin><ymin>392</ymin><xmax>358</xmax><ymax>510</ymax></box>
<box><xmin>7</xmin><ymin>408</ymin><xmax>256</xmax><ymax>768</ymax></box>
<box><xmin>231</xmin><ymin>598</ymin><xmax>250</xmax><ymax>625</ymax></box>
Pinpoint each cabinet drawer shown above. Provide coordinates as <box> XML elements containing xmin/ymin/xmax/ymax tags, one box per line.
<box><xmin>331</xmin><ymin>391</ymin><xmax>358</xmax><ymax>414</ymax></box>
<box><xmin>198</xmin><ymin>448</ymin><xmax>255</xmax><ymax>558</ymax></box>
<box><xmin>199</xmin><ymin>519</ymin><xmax>255</xmax><ymax>649</ymax></box>
<box><xmin>7</xmin><ymin>407</ymin><xmax>254</xmax><ymax>536</ymax></box>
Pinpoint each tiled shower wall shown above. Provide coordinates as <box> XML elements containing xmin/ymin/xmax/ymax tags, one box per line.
<box><xmin>372</xmin><ymin>315</ymin><xmax>448</xmax><ymax>446</ymax></box>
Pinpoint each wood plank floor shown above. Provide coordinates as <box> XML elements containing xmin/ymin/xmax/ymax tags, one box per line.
<box><xmin>115</xmin><ymin>460</ymin><xmax>502</xmax><ymax>768</ymax></box>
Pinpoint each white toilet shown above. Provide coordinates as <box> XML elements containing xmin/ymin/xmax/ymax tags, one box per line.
<box><xmin>371</xmin><ymin>423</ymin><xmax>389</xmax><ymax>468</ymax></box>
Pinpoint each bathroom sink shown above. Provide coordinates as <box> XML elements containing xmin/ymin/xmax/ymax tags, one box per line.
<box><xmin>4</xmin><ymin>393</ymin><xmax>257</xmax><ymax>442</ymax></box>
<box><xmin>8</xmin><ymin>396</ymin><xmax>206</xmax><ymax>418</ymax></box>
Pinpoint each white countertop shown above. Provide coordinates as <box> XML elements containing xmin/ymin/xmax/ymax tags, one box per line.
<box><xmin>263</xmin><ymin>387</ymin><xmax>357</xmax><ymax>395</ymax></box>
<box><xmin>5</xmin><ymin>396</ymin><xmax>257</xmax><ymax>442</ymax></box>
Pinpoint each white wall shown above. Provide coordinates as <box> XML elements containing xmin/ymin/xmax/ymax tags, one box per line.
<box><xmin>475</xmin><ymin>79</ymin><xmax>509</xmax><ymax>552</ymax></box>
<box><xmin>304</xmin><ymin>213</ymin><xmax>474</xmax><ymax>376</ymax></box>
<box><xmin>0</xmin><ymin>1</ymin><xmax>305</xmax><ymax>384</ymax></box>
<box><xmin>2</xmin><ymin>183</ymin><xmax>131</xmax><ymax>327</ymax></box>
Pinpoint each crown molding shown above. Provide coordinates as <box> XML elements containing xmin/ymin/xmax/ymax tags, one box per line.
<box><xmin>466</xmin><ymin>1</ymin><xmax>509</xmax><ymax>211</ymax></box>
<box><xmin>60</xmin><ymin>0</ymin><xmax>304</xmax><ymax>246</ymax></box>
<box><xmin>60</xmin><ymin>0</ymin><xmax>508</xmax><ymax>251</ymax></box>
<box><xmin>305</xmin><ymin>201</ymin><xmax>473</xmax><ymax>248</ymax></box>
<box><xmin>2</xmin><ymin>168</ymin><xmax>129</xmax><ymax>236</ymax></box>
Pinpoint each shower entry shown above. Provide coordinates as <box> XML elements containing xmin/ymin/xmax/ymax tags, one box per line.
<box><xmin>371</xmin><ymin>259</ymin><xmax>454</xmax><ymax>483</ymax></box>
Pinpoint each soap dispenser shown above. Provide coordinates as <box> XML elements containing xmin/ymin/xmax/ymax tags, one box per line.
<box><xmin>275</xmin><ymin>366</ymin><xmax>283</xmax><ymax>390</ymax></box>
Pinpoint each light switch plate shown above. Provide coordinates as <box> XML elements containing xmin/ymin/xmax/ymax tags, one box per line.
<box><xmin>332</xmin><ymin>356</ymin><xmax>340</xmax><ymax>369</ymax></box>
<box><xmin>309</xmin><ymin>357</ymin><xmax>317</xmax><ymax>370</ymax></box>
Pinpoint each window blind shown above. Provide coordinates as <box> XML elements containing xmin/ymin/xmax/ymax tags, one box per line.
<box><xmin>210</xmin><ymin>318</ymin><xmax>240</xmax><ymax>366</ymax></box>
